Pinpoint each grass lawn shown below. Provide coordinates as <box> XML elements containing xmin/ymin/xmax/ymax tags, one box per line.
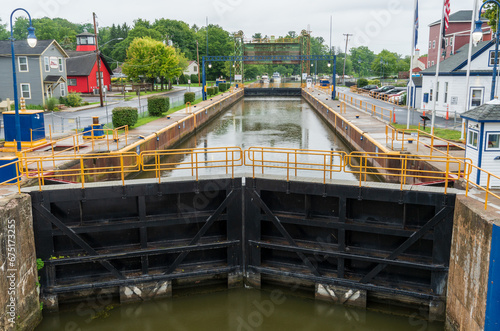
<box><xmin>391</xmin><ymin>123</ymin><xmax>463</xmax><ymax>142</ymax></box>
<box><xmin>124</xmin><ymin>89</ymin><xmax>174</xmax><ymax>97</ymax></box>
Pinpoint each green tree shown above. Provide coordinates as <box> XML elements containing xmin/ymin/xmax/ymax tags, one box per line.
<box><xmin>350</xmin><ymin>46</ymin><xmax>375</xmax><ymax>77</ymax></box>
<box><xmin>196</xmin><ymin>24</ymin><xmax>233</xmax><ymax>80</ymax></box>
<box><xmin>123</xmin><ymin>37</ymin><xmax>179</xmax><ymax>86</ymax></box>
<box><xmin>153</xmin><ymin>19</ymin><xmax>197</xmax><ymax>59</ymax></box>
<box><xmin>371</xmin><ymin>50</ymin><xmax>399</xmax><ymax>78</ymax></box>
<box><xmin>0</xmin><ymin>18</ymin><xmax>9</xmax><ymax>40</ymax></box>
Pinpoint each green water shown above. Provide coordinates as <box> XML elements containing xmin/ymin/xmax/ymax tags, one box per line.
<box><xmin>36</xmin><ymin>288</ymin><xmax>442</xmax><ymax>331</ymax></box>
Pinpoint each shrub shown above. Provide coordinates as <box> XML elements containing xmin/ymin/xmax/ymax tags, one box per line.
<box><xmin>206</xmin><ymin>87</ymin><xmax>215</xmax><ymax>96</ymax></box>
<box><xmin>45</xmin><ymin>97</ymin><xmax>58</xmax><ymax>111</ymax></box>
<box><xmin>59</xmin><ymin>96</ymin><xmax>67</xmax><ymax>105</ymax></box>
<box><xmin>219</xmin><ymin>83</ymin><xmax>228</xmax><ymax>92</ymax></box>
<box><xmin>190</xmin><ymin>74</ymin><xmax>199</xmax><ymax>84</ymax></box>
<box><xmin>357</xmin><ymin>78</ymin><xmax>368</xmax><ymax>88</ymax></box>
<box><xmin>148</xmin><ymin>96</ymin><xmax>170</xmax><ymax>116</ymax></box>
<box><xmin>66</xmin><ymin>92</ymin><xmax>82</xmax><ymax>107</ymax></box>
<box><xmin>368</xmin><ymin>79</ymin><xmax>381</xmax><ymax>86</ymax></box>
<box><xmin>112</xmin><ymin>107</ymin><xmax>138</xmax><ymax>128</ymax></box>
<box><xmin>178</xmin><ymin>74</ymin><xmax>190</xmax><ymax>84</ymax></box>
<box><xmin>184</xmin><ymin>92</ymin><xmax>196</xmax><ymax>104</ymax></box>
<box><xmin>214</xmin><ymin>86</ymin><xmax>219</xmax><ymax>94</ymax></box>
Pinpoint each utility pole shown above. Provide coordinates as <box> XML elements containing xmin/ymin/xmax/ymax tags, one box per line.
<box><xmin>196</xmin><ymin>40</ymin><xmax>201</xmax><ymax>86</ymax></box>
<box><xmin>342</xmin><ymin>33</ymin><xmax>353</xmax><ymax>85</ymax></box>
<box><xmin>93</xmin><ymin>12</ymin><xmax>104</xmax><ymax>107</ymax></box>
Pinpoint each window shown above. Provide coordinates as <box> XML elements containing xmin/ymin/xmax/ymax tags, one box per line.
<box><xmin>20</xmin><ymin>83</ymin><xmax>31</xmax><ymax>99</ymax></box>
<box><xmin>445</xmin><ymin>38</ymin><xmax>448</xmax><ymax>47</ymax></box>
<box><xmin>471</xmin><ymin>88</ymin><xmax>483</xmax><ymax>107</ymax></box>
<box><xmin>430</xmin><ymin>88</ymin><xmax>433</xmax><ymax>102</ymax></box>
<box><xmin>486</xmin><ymin>133</ymin><xmax>500</xmax><ymax>149</ymax></box>
<box><xmin>44</xmin><ymin>56</ymin><xmax>50</xmax><ymax>71</ymax></box>
<box><xmin>433</xmin><ymin>40</ymin><xmax>436</xmax><ymax>49</ymax></box>
<box><xmin>450</xmin><ymin>36</ymin><xmax>454</xmax><ymax>46</ymax></box>
<box><xmin>436</xmin><ymin>82</ymin><xmax>440</xmax><ymax>102</ymax></box>
<box><xmin>429</xmin><ymin>41</ymin><xmax>432</xmax><ymax>49</ymax></box>
<box><xmin>58</xmin><ymin>58</ymin><xmax>63</xmax><ymax>72</ymax></box>
<box><xmin>60</xmin><ymin>83</ymin><xmax>66</xmax><ymax>97</ymax></box>
<box><xmin>193</xmin><ymin>66</ymin><xmax>197</xmax><ymax>72</ymax></box>
<box><xmin>444</xmin><ymin>82</ymin><xmax>449</xmax><ymax>103</ymax></box>
<box><xmin>68</xmin><ymin>78</ymin><xmax>77</xmax><ymax>86</ymax></box>
<box><xmin>427</xmin><ymin>61</ymin><xmax>430</xmax><ymax>67</ymax></box>
<box><xmin>489</xmin><ymin>51</ymin><xmax>498</xmax><ymax>66</ymax></box>
<box><xmin>431</xmin><ymin>61</ymin><xmax>435</xmax><ymax>66</ymax></box>
<box><xmin>96</xmin><ymin>71</ymin><xmax>103</xmax><ymax>87</ymax></box>
<box><xmin>18</xmin><ymin>56</ymin><xmax>28</xmax><ymax>72</ymax></box>
<box><xmin>468</xmin><ymin>129</ymin><xmax>478</xmax><ymax>148</ymax></box>
<box><xmin>78</xmin><ymin>37</ymin><xmax>88</xmax><ymax>45</ymax></box>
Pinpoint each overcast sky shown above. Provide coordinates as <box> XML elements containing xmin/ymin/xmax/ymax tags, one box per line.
<box><xmin>1</xmin><ymin>0</ymin><xmax>479</xmax><ymax>56</ymax></box>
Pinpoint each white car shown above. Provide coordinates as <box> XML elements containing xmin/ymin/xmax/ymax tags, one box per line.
<box><xmin>388</xmin><ymin>91</ymin><xmax>406</xmax><ymax>104</ymax></box>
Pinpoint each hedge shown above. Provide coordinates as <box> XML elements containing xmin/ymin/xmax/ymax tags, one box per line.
<box><xmin>179</xmin><ymin>74</ymin><xmax>190</xmax><ymax>84</ymax></box>
<box><xmin>206</xmin><ymin>87</ymin><xmax>215</xmax><ymax>96</ymax></box>
<box><xmin>357</xmin><ymin>78</ymin><xmax>368</xmax><ymax>88</ymax></box>
<box><xmin>214</xmin><ymin>86</ymin><xmax>219</xmax><ymax>94</ymax></box>
<box><xmin>190</xmin><ymin>74</ymin><xmax>199</xmax><ymax>84</ymax></box>
<box><xmin>147</xmin><ymin>96</ymin><xmax>170</xmax><ymax>116</ymax></box>
<box><xmin>112</xmin><ymin>107</ymin><xmax>138</xmax><ymax>128</ymax></box>
<box><xmin>184</xmin><ymin>92</ymin><xmax>196</xmax><ymax>104</ymax></box>
<box><xmin>368</xmin><ymin>79</ymin><xmax>381</xmax><ymax>86</ymax></box>
<box><xmin>218</xmin><ymin>83</ymin><xmax>228</xmax><ymax>92</ymax></box>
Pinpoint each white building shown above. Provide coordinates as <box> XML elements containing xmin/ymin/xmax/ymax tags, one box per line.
<box><xmin>420</xmin><ymin>40</ymin><xmax>499</xmax><ymax>117</ymax></box>
<box><xmin>183</xmin><ymin>61</ymin><xmax>199</xmax><ymax>77</ymax></box>
<box><xmin>407</xmin><ymin>76</ymin><xmax>422</xmax><ymax>109</ymax></box>
<box><xmin>461</xmin><ymin>99</ymin><xmax>500</xmax><ymax>187</ymax></box>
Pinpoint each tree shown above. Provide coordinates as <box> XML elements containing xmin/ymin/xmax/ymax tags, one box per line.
<box><xmin>123</xmin><ymin>37</ymin><xmax>179</xmax><ymax>86</ymax></box>
<box><xmin>196</xmin><ymin>24</ymin><xmax>233</xmax><ymax>80</ymax></box>
<box><xmin>371</xmin><ymin>50</ymin><xmax>399</xmax><ymax>78</ymax></box>
<box><xmin>252</xmin><ymin>32</ymin><xmax>262</xmax><ymax>40</ymax></box>
<box><xmin>350</xmin><ymin>46</ymin><xmax>375</xmax><ymax>77</ymax></box>
<box><xmin>482</xmin><ymin>1</ymin><xmax>498</xmax><ymax>32</ymax></box>
<box><xmin>0</xmin><ymin>19</ymin><xmax>9</xmax><ymax>40</ymax></box>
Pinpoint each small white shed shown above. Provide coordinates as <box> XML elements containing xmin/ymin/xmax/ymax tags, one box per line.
<box><xmin>461</xmin><ymin>99</ymin><xmax>500</xmax><ymax>187</ymax></box>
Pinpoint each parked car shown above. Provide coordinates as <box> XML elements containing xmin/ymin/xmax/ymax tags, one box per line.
<box><xmin>379</xmin><ymin>87</ymin><xmax>406</xmax><ymax>100</ymax></box>
<box><xmin>388</xmin><ymin>91</ymin><xmax>407</xmax><ymax>104</ymax></box>
<box><xmin>358</xmin><ymin>84</ymin><xmax>378</xmax><ymax>92</ymax></box>
<box><xmin>369</xmin><ymin>85</ymin><xmax>394</xmax><ymax>97</ymax></box>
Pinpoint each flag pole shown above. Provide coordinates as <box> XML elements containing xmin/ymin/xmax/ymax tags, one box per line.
<box><xmin>407</xmin><ymin>0</ymin><xmax>418</xmax><ymax>129</ymax></box>
<box><xmin>463</xmin><ymin>0</ymin><xmax>479</xmax><ymax>140</ymax></box>
<box><xmin>430</xmin><ymin>0</ymin><xmax>448</xmax><ymax>135</ymax></box>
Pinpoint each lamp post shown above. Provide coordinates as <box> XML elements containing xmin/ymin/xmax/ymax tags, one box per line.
<box><xmin>10</xmin><ymin>8</ymin><xmax>37</xmax><ymax>152</ymax></box>
<box><xmin>472</xmin><ymin>0</ymin><xmax>500</xmax><ymax>100</ymax></box>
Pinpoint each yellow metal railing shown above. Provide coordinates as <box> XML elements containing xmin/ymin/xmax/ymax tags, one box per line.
<box><xmin>245</xmin><ymin>146</ymin><xmax>347</xmax><ymax>183</ymax></box>
<box><xmin>337</xmin><ymin>92</ymin><xmax>395</xmax><ymax>123</ymax></box>
<box><xmin>141</xmin><ymin>147</ymin><xmax>243</xmax><ymax>182</ymax></box>
<box><xmin>0</xmin><ymin>159</ymin><xmax>22</xmax><ymax>193</ymax></box>
<box><xmin>3</xmin><ymin>146</ymin><xmax>500</xmax><ymax>210</ymax></box>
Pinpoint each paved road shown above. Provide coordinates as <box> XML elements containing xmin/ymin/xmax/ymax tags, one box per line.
<box><xmin>1</xmin><ymin>86</ymin><xmax>202</xmax><ymax>139</ymax></box>
<box><xmin>336</xmin><ymin>87</ymin><xmax>463</xmax><ymax>132</ymax></box>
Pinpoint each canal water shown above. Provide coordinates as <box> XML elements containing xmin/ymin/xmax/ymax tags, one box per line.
<box><xmin>137</xmin><ymin>96</ymin><xmax>360</xmax><ymax>181</ymax></box>
<box><xmin>36</xmin><ymin>97</ymin><xmax>442</xmax><ymax>330</ymax></box>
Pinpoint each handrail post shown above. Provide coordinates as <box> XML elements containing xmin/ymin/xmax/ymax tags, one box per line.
<box><xmin>80</xmin><ymin>158</ymin><xmax>85</xmax><ymax>189</ymax></box>
<box><xmin>120</xmin><ymin>154</ymin><xmax>125</xmax><ymax>186</ymax></box>
<box><xmin>485</xmin><ymin>174</ymin><xmax>491</xmax><ymax>210</ymax></box>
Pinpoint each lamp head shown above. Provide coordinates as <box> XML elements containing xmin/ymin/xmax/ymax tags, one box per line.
<box><xmin>27</xmin><ymin>26</ymin><xmax>37</xmax><ymax>48</ymax></box>
<box><xmin>472</xmin><ymin>20</ymin><xmax>484</xmax><ymax>46</ymax></box>
<box><xmin>208</xmin><ymin>62</ymin><xmax>212</xmax><ymax>68</ymax></box>
<box><xmin>327</xmin><ymin>62</ymin><xmax>331</xmax><ymax>67</ymax></box>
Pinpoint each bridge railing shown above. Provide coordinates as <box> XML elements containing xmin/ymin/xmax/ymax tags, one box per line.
<box><xmin>336</xmin><ymin>91</ymin><xmax>395</xmax><ymax>123</ymax></box>
<box><xmin>4</xmin><ymin>146</ymin><xmax>500</xmax><ymax>210</ymax></box>
<box><xmin>141</xmin><ymin>146</ymin><xmax>243</xmax><ymax>182</ymax></box>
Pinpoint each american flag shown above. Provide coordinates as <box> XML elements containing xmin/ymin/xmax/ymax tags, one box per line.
<box><xmin>444</xmin><ymin>0</ymin><xmax>451</xmax><ymax>32</ymax></box>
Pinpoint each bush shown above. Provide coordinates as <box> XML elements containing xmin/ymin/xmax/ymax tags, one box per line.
<box><xmin>184</xmin><ymin>92</ymin><xmax>196</xmax><ymax>104</ymax></box>
<box><xmin>214</xmin><ymin>86</ymin><xmax>219</xmax><ymax>94</ymax></box>
<box><xmin>206</xmin><ymin>87</ymin><xmax>215</xmax><ymax>96</ymax></box>
<box><xmin>219</xmin><ymin>83</ymin><xmax>228</xmax><ymax>92</ymax></box>
<box><xmin>45</xmin><ymin>97</ymin><xmax>58</xmax><ymax>111</ymax></box>
<box><xmin>190</xmin><ymin>74</ymin><xmax>199</xmax><ymax>84</ymax></box>
<box><xmin>66</xmin><ymin>93</ymin><xmax>82</xmax><ymax>107</ymax></box>
<box><xmin>59</xmin><ymin>96</ymin><xmax>67</xmax><ymax>105</ymax></box>
<box><xmin>357</xmin><ymin>78</ymin><xmax>368</xmax><ymax>88</ymax></box>
<box><xmin>178</xmin><ymin>74</ymin><xmax>190</xmax><ymax>84</ymax></box>
<box><xmin>368</xmin><ymin>79</ymin><xmax>381</xmax><ymax>86</ymax></box>
<box><xmin>148</xmin><ymin>96</ymin><xmax>170</xmax><ymax>116</ymax></box>
<box><xmin>112</xmin><ymin>107</ymin><xmax>138</xmax><ymax>128</ymax></box>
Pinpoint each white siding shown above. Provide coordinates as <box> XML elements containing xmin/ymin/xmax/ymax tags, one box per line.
<box><xmin>479</xmin><ymin>122</ymin><xmax>500</xmax><ymax>187</ymax></box>
<box><xmin>469</xmin><ymin>44</ymin><xmax>497</xmax><ymax>71</ymax></box>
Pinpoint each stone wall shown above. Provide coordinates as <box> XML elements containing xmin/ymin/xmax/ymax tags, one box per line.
<box><xmin>446</xmin><ymin>195</ymin><xmax>496</xmax><ymax>331</ymax></box>
<box><xmin>0</xmin><ymin>194</ymin><xmax>41</xmax><ymax>331</ymax></box>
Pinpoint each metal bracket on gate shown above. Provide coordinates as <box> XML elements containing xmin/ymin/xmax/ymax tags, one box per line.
<box><xmin>357</xmin><ymin>187</ymin><xmax>363</xmax><ymax>201</ymax></box>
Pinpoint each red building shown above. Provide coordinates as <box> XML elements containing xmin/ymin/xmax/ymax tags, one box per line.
<box><xmin>66</xmin><ymin>32</ymin><xmax>112</xmax><ymax>94</ymax></box>
<box><xmin>427</xmin><ymin>10</ymin><xmax>492</xmax><ymax>68</ymax></box>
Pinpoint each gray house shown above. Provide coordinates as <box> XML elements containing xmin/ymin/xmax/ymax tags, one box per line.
<box><xmin>0</xmin><ymin>39</ymin><xmax>69</xmax><ymax>106</ymax></box>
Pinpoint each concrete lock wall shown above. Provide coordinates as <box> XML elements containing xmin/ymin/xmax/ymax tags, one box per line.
<box><xmin>0</xmin><ymin>194</ymin><xmax>42</xmax><ymax>331</ymax></box>
<box><xmin>446</xmin><ymin>195</ymin><xmax>500</xmax><ymax>331</ymax></box>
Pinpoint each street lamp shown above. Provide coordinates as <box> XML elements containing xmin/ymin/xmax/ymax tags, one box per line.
<box><xmin>10</xmin><ymin>8</ymin><xmax>37</xmax><ymax>151</ymax></box>
<box><xmin>208</xmin><ymin>62</ymin><xmax>212</xmax><ymax>69</ymax></box>
<box><xmin>473</xmin><ymin>0</ymin><xmax>500</xmax><ymax>100</ymax></box>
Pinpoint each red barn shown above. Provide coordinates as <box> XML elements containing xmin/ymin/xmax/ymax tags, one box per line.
<box><xmin>66</xmin><ymin>32</ymin><xmax>112</xmax><ymax>94</ymax></box>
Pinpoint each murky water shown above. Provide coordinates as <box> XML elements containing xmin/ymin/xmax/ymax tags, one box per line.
<box><xmin>36</xmin><ymin>288</ymin><xmax>442</xmax><ymax>331</ymax></box>
<box><xmin>36</xmin><ymin>97</ymin><xmax>441</xmax><ymax>330</ymax></box>
<box><xmin>137</xmin><ymin>97</ymin><xmax>360</xmax><ymax>181</ymax></box>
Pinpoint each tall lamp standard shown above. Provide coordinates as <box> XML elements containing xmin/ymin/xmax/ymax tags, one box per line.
<box><xmin>10</xmin><ymin>8</ymin><xmax>37</xmax><ymax>152</ymax></box>
<box><xmin>472</xmin><ymin>0</ymin><xmax>500</xmax><ymax>100</ymax></box>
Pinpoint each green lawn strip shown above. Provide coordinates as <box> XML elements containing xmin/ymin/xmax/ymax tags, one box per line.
<box><xmin>391</xmin><ymin>124</ymin><xmax>463</xmax><ymax>142</ymax></box>
<box><xmin>124</xmin><ymin>89</ymin><xmax>174</xmax><ymax>97</ymax></box>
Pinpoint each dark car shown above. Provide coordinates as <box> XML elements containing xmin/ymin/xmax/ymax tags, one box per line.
<box><xmin>359</xmin><ymin>84</ymin><xmax>378</xmax><ymax>92</ymax></box>
<box><xmin>369</xmin><ymin>85</ymin><xmax>394</xmax><ymax>97</ymax></box>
